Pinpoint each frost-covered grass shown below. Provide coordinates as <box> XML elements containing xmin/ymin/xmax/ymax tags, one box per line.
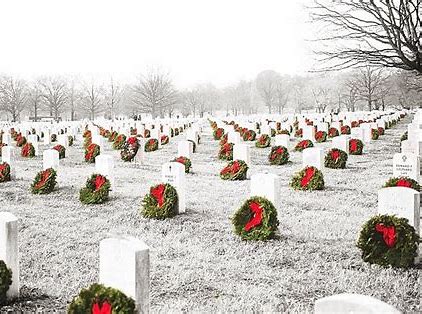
<box><xmin>0</xmin><ymin>118</ymin><xmax>420</xmax><ymax>313</ymax></box>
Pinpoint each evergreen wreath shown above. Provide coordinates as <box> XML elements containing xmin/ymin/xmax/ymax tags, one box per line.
<box><xmin>341</xmin><ymin>125</ymin><xmax>351</xmax><ymax>135</ymax></box>
<box><xmin>68</xmin><ymin>283</ymin><xmax>135</xmax><ymax>314</ymax></box>
<box><xmin>290</xmin><ymin>166</ymin><xmax>324</xmax><ymax>191</ymax></box>
<box><xmin>108</xmin><ymin>131</ymin><xmax>118</xmax><ymax>142</ymax></box>
<box><xmin>188</xmin><ymin>140</ymin><xmax>197</xmax><ymax>153</ymax></box>
<box><xmin>161</xmin><ymin>135</ymin><xmax>169</xmax><ymax>145</ymax></box>
<box><xmin>120</xmin><ymin>137</ymin><xmax>139</xmax><ymax>162</ymax></box>
<box><xmin>351</xmin><ymin>121</ymin><xmax>359</xmax><ymax>128</ymax></box>
<box><xmin>218</xmin><ymin>142</ymin><xmax>233</xmax><ymax>160</ymax></box>
<box><xmin>268</xmin><ymin>146</ymin><xmax>289</xmax><ymax>165</ymax></box>
<box><xmin>372</xmin><ymin>128</ymin><xmax>379</xmax><ymax>140</ymax></box>
<box><xmin>85</xmin><ymin>143</ymin><xmax>100</xmax><ymax>163</ymax></box>
<box><xmin>315</xmin><ymin>130</ymin><xmax>327</xmax><ymax>143</ymax></box>
<box><xmin>79</xmin><ymin>174</ymin><xmax>111</xmax><ymax>205</ymax></box>
<box><xmin>172</xmin><ymin>156</ymin><xmax>192</xmax><ymax>173</ymax></box>
<box><xmin>0</xmin><ymin>260</ymin><xmax>12</xmax><ymax>305</ymax></box>
<box><xmin>400</xmin><ymin>131</ymin><xmax>408</xmax><ymax>142</ymax></box>
<box><xmin>213</xmin><ymin>128</ymin><xmax>224</xmax><ymax>140</ymax></box>
<box><xmin>83</xmin><ymin>136</ymin><xmax>92</xmax><ymax>149</ymax></box>
<box><xmin>141</xmin><ymin>183</ymin><xmax>178</xmax><ymax>219</ymax></box>
<box><xmin>255</xmin><ymin>134</ymin><xmax>271</xmax><ymax>148</ymax></box>
<box><xmin>384</xmin><ymin>177</ymin><xmax>420</xmax><ymax>191</ymax></box>
<box><xmin>53</xmin><ymin>144</ymin><xmax>66</xmax><ymax>159</ymax></box>
<box><xmin>357</xmin><ymin>215</ymin><xmax>419</xmax><ymax>268</ymax></box>
<box><xmin>271</xmin><ymin>128</ymin><xmax>276</xmax><ymax>137</ymax></box>
<box><xmin>378</xmin><ymin>127</ymin><xmax>385</xmax><ymax>135</ymax></box>
<box><xmin>243</xmin><ymin>130</ymin><xmax>256</xmax><ymax>141</ymax></box>
<box><xmin>130</xmin><ymin>127</ymin><xmax>138</xmax><ymax>136</ymax></box>
<box><xmin>231</xmin><ymin>196</ymin><xmax>279</xmax><ymax>241</ymax></box>
<box><xmin>15</xmin><ymin>134</ymin><xmax>26</xmax><ymax>147</ymax></box>
<box><xmin>220</xmin><ymin>160</ymin><xmax>248</xmax><ymax>180</ymax></box>
<box><xmin>83</xmin><ymin>130</ymin><xmax>91</xmax><ymax>138</ymax></box>
<box><xmin>68</xmin><ymin>136</ymin><xmax>74</xmax><ymax>146</ymax></box>
<box><xmin>0</xmin><ymin>162</ymin><xmax>11</xmax><ymax>183</ymax></box>
<box><xmin>174</xmin><ymin>128</ymin><xmax>179</xmax><ymax>136</ymax></box>
<box><xmin>21</xmin><ymin>142</ymin><xmax>35</xmax><ymax>158</ymax></box>
<box><xmin>328</xmin><ymin>127</ymin><xmax>339</xmax><ymax>138</ymax></box>
<box><xmin>112</xmin><ymin>134</ymin><xmax>127</xmax><ymax>150</ymax></box>
<box><xmin>349</xmin><ymin>138</ymin><xmax>364</xmax><ymax>155</ymax></box>
<box><xmin>144</xmin><ymin>129</ymin><xmax>151</xmax><ymax>138</ymax></box>
<box><xmin>31</xmin><ymin>168</ymin><xmax>57</xmax><ymax>194</ymax></box>
<box><xmin>50</xmin><ymin>134</ymin><xmax>57</xmax><ymax>142</ymax></box>
<box><xmin>277</xmin><ymin>129</ymin><xmax>290</xmax><ymax>135</ymax></box>
<box><xmin>294</xmin><ymin>139</ymin><xmax>314</xmax><ymax>152</ymax></box>
<box><xmin>144</xmin><ymin>138</ymin><xmax>158</xmax><ymax>152</ymax></box>
<box><xmin>324</xmin><ymin>148</ymin><xmax>348</xmax><ymax>169</ymax></box>
<box><xmin>295</xmin><ymin>128</ymin><xmax>303</xmax><ymax>137</ymax></box>
<box><xmin>219</xmin><ymin>133</ymin><xmax>228</xmax><ymax>145</ymax></box>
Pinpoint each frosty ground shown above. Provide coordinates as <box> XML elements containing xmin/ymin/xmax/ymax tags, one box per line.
<box><xmin>0</xmin><ymin>117</ymin><xmax>420</xmax><ymax>313</ymax></box>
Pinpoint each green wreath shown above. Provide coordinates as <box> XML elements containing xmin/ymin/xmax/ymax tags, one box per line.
<box><xmin>85</xmin><ymin>143</ymin><xmax>100</xmax><ymax>163</ymax></box>
<box><xmin>219</xmin><ymin>133</ymin><xmax>228</xmax><ymax>145</ymax></box>
<box><xmin>220</xmin><ymin>160</ymin><xmax>248</xmax><ymax>180</ymax></box>
<box><xmin>349</xmin><ymin>139</ymin><xmax>364</xmax><ymax>155</ymax></box>
<box><xmin>0</xmin><ymin>162</ymin><xmax>11</xmax><ymax>183</ymax></box>
<box><xmin>315</xmin><ymin>131</ymin><xmax>327</xmax><ymax>143</ymax></box>
<box><xmin>277</xmin><ymin>129</ymin><xmax>290</xmax><ymax>135</ymax></box>
<box><xmin>144</xmin><ymin>138</ymin><xmax>158</xmax><ymax>152</ymax></box>
<box><xmin>232</xmin><ymin>196</ymin><xmax>279</xmax><ymax>241</ymax></box>
<box><xmin>255</xmin><ymin>134</ymin><xmax>271</xmax><ymax>148</ymax></box>
<box><xmin>0</xmin><ymin>260</ymin><xmax>12</xmax><ymax>305</ymax></box>
<box><xmin>328</xmin><ymin>127</ymin><xmax>339</xmax><ymax>138</ymax></box>
<box><xmin>68</xmin><ymin>136</ymin><xmax>74</xmax><ymax>146</ymax></box>
<box><xmin>83</xmin><ymin>130</ymin><xmax>91</xmax><ymax>138</ymax></box>
<box><xmin>21</xmin><ymin>142</ymin><xmax>35</xmax><ymax>158</ymax></box>
<box><xmin>174</xmin><ymin>128</ymin><xmax>179</xmax><ymax>136</ymax></box>
<box><xmin>324</xmin><ymin>148</ymin><xmax>348</xmax><ymax>169</ymax></box>
<box><xmin>372</xmin><ymin>129</ymin><xmax>379</xmax><ymax>140</ymax></box>
<box><xmin>161</xmin><ymin>135</ymin><xmax>169</xmax><ymax>145</ymax></box>
<box><xmin>79</xmin><ymin>174</ymin><xmax>111</xmax><ymax>205</ymax></box>
<box><xmin>294</xmin><ymin>139</ymin><xmax>314</xmax><ymax>152</ymax></box>
<box><xmin>270</xmin><ymin>128</ymin><xmax>276</xmax><ymax>137</ymax></box>
<box><xmin>400</xmin><ymin>132</ymin><xmax>408</xmax><ymax>142</ymax></box>
<box><xmin>213</xmin><ymin>128</ymin><xmax>224</xmax><ymax>140</ymax></box>
<box><xmin>68</xmin><ymin>283</ymin><xmax>135</xmax><ymax>314</ymax></box>
<box><xmin>341</xmin><ymin>125</ymin><xmax>351</xmax><ymax>135</ymax></box>
<box><xmin>53</xmin><ymin>144</ymin><xmax>66</xmax><ymax>159</ymax></box>
<box><xmin>290</xmin><ymin>166</ymin><xmax>324</xmax><ymax>191</ymax></box>
<box><xmin>16</xmin><ymin>134</ymin><xmax>26</xmax><ymax>147</ymax></box>
<box><xmin>121</xmin><ymin>138</ymin><xmax>139</xmax><ymax>162</ymax></box>
<box><xmin>113</xmin><ymin>134</ymin><xmax>127</xmax><ymax>150</ymax></box>
<box><xmin>188</xmin><ymin>140</ymin><xmax>197</xmax><ymax>153</ymax></box>
<box><xmin>357</xmin><ymin>215</ymin><xmax>419</xmax><ymax>268</ymax></box>
<box><xmin>172</xmin><ymin>156</ymin><xmax>192</xmax><ymax>173</ymax></box>
<box><xmin>295</xmin><ymin>128</ymin><xmax>303</xmax><ymax>137</ymax></box>
<box><xmin>243</xmin><ymin>130</ymin><xmax>256</xmax><ymax>141</ymax></box>
<box><xmin>108</xmin><ymin>131</ymin><xmax>118</xmax><ymax>142</ymax></box>
<box><xmin>50</xmin><ymin>134</ymin><xmax>57</xmax><ymax>142</ymax></box>
<box><xmin>218</xmin><ymin>143</ymin><xmax>233</xmax><ymax>160</ymax></box>
<box><xmin>384</xmin><ymin>177</ymin><xmax>420</xmax><ymax>191</ymax></box>
<box><xmin>31</xmin><ymin>168</ymin><xmax>57</xmax><ymax>194</ymax></box>
<box><xmin>378</xmin><ymin>127</ymin><xmax>385</xmax><ymax>135</ymax></box>
<box><xmin>268</xmin><ymin>146</ymin><xmax>289</xmax><ymax>165</ymax></box>
<box><xmin>141</xmin><ymin>183</ymin><xmax>178</xmax><ymax>219</ymax></box>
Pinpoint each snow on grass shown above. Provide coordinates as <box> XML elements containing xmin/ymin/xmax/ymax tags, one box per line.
<box><xmin>0</xmin><ymin>118</ymin><xmax>420</xmax><ymax>312</ymax></box>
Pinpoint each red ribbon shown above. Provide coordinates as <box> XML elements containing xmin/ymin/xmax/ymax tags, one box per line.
<box><xmin>244</xmin><ymin>201</ymin><xmax>263</xmax><ymax>231</ymax></box>
<box><xmin>375</xmin><ymin>223</ymin><xmax>397</xmax><ymax>248</ymax></box>
<box><xmin>94</xmin><ymin>175</ymin><xmax>106</xmax><ymax>191</ymax></box>
<box><xmin>331</xmin><ymin>150</ymin><xmax>340</xmax><ymax>161</ymax></box>
<box><xmin>92</xmin><ymin>300</ymin><xmax>112</xmax><ymax>314</ymax></box>
<box><xmin>350</xmin><ymin>140</ymin><xmax>358</xmax><ymax>152</ymax></box>
<box><xmin>151</xmin><ymin>184</ymin><xmax>165</xmax><ymax>207</ymax></box>
<box><xmin>396</xmin><ymin>179</ymin><xmax>412</xmax><ymax>188</ymax></box>
<box><xmin>35</xmin><ymin>169</ymin><xmax>51</xmax><ymax>189</ymax></box>
<box><xmin>300</xmin><ymin>167</ymin><xmax>315</xmax><ymax>187</ymax></box>
<box><xmin>127</xmin><ymin>137</ymin><xmax>137</xmax><ymax>145</ymax></box>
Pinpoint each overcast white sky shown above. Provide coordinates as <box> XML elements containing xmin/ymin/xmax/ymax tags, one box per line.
<box><xmin>0</xmin><ymin>0</ymin><xmax>314</xmax><ymax>88</ymax></box>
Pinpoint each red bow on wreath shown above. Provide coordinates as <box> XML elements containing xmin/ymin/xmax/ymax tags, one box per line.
<box><xmin>151</xmin><ymin>184</ymin><xmax>165</xmax><ymax>207</ymax></box>
<box><xmin>94</xmin><ymin>175</ymin><xmax>106</xmax><ymax>191</ymax></box>
<box><xmin>396</xmin><ymin>179</ymin><xmax>412</xmax><ymax>188</ymax></box>
<box><xmin>350</xmin><ymin>140</ymin><xmax>357</xmax><ymax>152</ymax></box>
<box><xmin>301</xmin><ymin>167</ymin><xmax>315</xmax><ymax>187</ymax></box>
<box><xmin>35</xmin><ymin>169</ymin><xmax>51</xmax><ymax>189</ymax></box>
<box><xmin>244</xmin><ymin>201</ymin><xmax>263</xmax><ymax>231</ymax></box>
<box><xmin>331</xmin><ymin>150</ymin><xmax>340</xmax><ymax>161</ymax></box>
<box><xmin>375</xmin><ymin>223</ymin><xmax>397</xmax><ymax>248</ymax></box>
<box><xmin>92</xmin><ymin>300</ymin><xmax>112</xmax><ymax>314</ymax></box>
<box><xmin>127</xmin><ymin>137</ymin><xmax>137</xmax><ymax>145</ymax></box>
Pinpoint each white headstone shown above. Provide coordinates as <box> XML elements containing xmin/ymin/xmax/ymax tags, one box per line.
<box><xmin>275</xmin><ymin>134</ymin><xmax>289</xmax><ymax>148</ymax></box>
<box><xmin>177</xmin><ymin>141</ymin><xmax>193</xmax><ymax>159</ymax></box>
<box><xmin>95</xmin><ymin>154</ymin><xmax>115</xmax><ymax>188</ymax></box>
<box><xmin>162</xmin><ymin>162</ymin><xmax>186</xmax><ymax>213</ymax></box>
<box><xmin>250</xmin><ymin>173</ymin><xmax>280</xmax><ymax>208</ymax></box>
<box><xmin>150</xmin><ymin>129</ymin><xmax>161</xmax><ymax>149</ymax></box>
<box><xmin>303</xmin><ymin>147</ymin><xmax>324</xmax><ymax>170</ymax></box>
<box><xmin>43</xmin><ymin>149</ymin><xmax>59</xmax><ymax>171</ymax></box>
<box><xmin>0</xmin><ymin>212</ymin><xmax>19</xmax><ymax>298</ymax></box>
<box><xmin>228</xmin><ymin>131</ymin><xmax>241</xmax><ymax>145</ymax></box>
<box><xmin>57</xmin><ymin>134</ymin><xmax>69</xmax><ymax>148</ymax></box>
<box><xmin>1</xmin><ymin>146</ymin><xmax>16</xmax><ymax>179</ymax></box>
<box><xmin>303</xmin><ymin>126</ymin><xmax>315</xmax><ymax>141</ymax></box>
<box><xmin>99</xmin><ymin>236</ymin><xmax>149</xmax><ymax>313</ymax></box>
<box><xmin>233</xmin><ymin>144</ymin><xmax>251</xmax><ymax>166</ymax></box>
<box><xmin>393</xmin><ymin>153</ymin><xmax>420</xmax><ymax>182</ymax></box>
<box><xmin>332</xmin><ymin>136</ymin><xmax>349</xmax><ymax>154</ymax></box>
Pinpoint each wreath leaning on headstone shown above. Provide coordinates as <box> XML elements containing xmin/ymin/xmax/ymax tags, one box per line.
<box><xmin>79</xmin><ymin>174</ymin><xmax>111</xmax><ymax>205</ymax></box>
<box><xmin>328</xmin><ymin>127</ymin><xmax>339</xmax><ymax>138</ymax></box>
<box><xmin>0</xmin><ymin>260</ymin><xmax>12</xmax><ymax>305</ymax></box>
<box><xmin>21</xmin><ymin>142</ymin><xmax>35</xmax><ymax>158</ymax></box>
<box><xmin>268</xmin><ymin>146</ymin><xmax>289</xmax><ymax>165</ymax></box>
<box><xmin>349</xmin><ymin>138</ymin><xmax>364</xmax><ymax>155</ymax></box>
<box><xmin>371</xmin><ymin>128</ymin><xmax>379</xmax><ymax>140</ymax></box>
<box><xmin>68</xmin><ymin>136</ymin><xmax>74</xmax><ymax>146</ymax></box>
<box><xmin>324</xmin><ymin>148</ymin><xmax>348</xmax><ymax>169</ymax></box>
<box><xmin>290</xmin><ymin>166</ymin><xmax>324</xmax><ymax>191</ymax></box>
<box><xmin>141</xmin><ymin>183</ymin><xmax>178</xmax><ymax>219</ymax></box>
<box><xmin>53</xmin><ymin>144</ymin><xmax>66</xmax><ymax>159</ymax></box>
<box><xmin>172</xmin><ymin>156</ymin><xmax>192</xmax><ymax>173</ymax></box>
<box><xmin>68</xmin><ymin>283</ymin><xmax>135</xmax><ymax>314</ymax></box>
<box><xmin>315</xmin><ymin>131</ymin><xmax>327</xmax><ymax>143</ymax></box>
<box><xmin>113</xmin><ymin>134</ymin><xmax>127</xmax><ymax>150</ymax></box>
<box><xmin>294</xmin><ymin>139</ymin><xmax>314</xmax><ymax>152</ymax></box>
<box><xmin>31</xmin><ymin>168</ymin><xmax>57</xmax><ymax>194</ymax></box>
<box><xmin>243</xmin><ymin>130</ymin><xmax>256</xmax><ymax>141</ymax></box>
<box><xmin>120</xmin><ymin>137</ymin><xmax>139</xmax><ymax>162</ymax></box>
<box><xmin>85</xmin><ymin>143</ymin><xmax>100</xmax><ymax>163</ymax></box>
<box><xmin>144</xmin><ymin>138</ymin><xmax>158</xmax><ymax>152</ymax></box>
<box><xmin>0</xmin><ymin>162</ymin><xmax>11</xmax><ymax>183</ymax></box>
<box><xmin>384</xmin><ymin>177</ymin><xmax>420</xmax><ymax>191</ymax></box>
<box><xmin>161</xmin><ymin>135</ymin><xmax>169</xmax><ymax>145</ymax></box>
<box><xmin>220</xmin><ymin>160</ymin><xmax>248</xmax><ymax>180</ymax></box>
<box><xmin>357</xmin><ymin>215</ymin><xmax>419</xmax><ymax>268</ymax></box>
<box><xmin>218</xmin><ymin>142</ymin><xmax>233</xmax><ymax>161</ymax></box>
<box><xmin>232</xmin><ymin>196</ymin><xmax>279</xmax><ymax>241</ymax></box>
<box><xmin>255</xmin><ymin>134</ymin><xmax>271</xmax><ymax>148</ymax></box>
<box><xmin>213</xmin><ymin>128</ymin><xmax>224</xmax><ymax>140</ymax></box>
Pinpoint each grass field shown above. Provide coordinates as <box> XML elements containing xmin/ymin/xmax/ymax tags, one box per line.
<box><xmin>0</xmin><ymin>116</ymin><xmax>420</xmax><ymax>313</ymax></box>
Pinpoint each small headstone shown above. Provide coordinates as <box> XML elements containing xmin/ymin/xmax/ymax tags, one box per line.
<box><xmin>177</xmin><ymin>141</ymin><xmax>193</xmax><ymax>159</ymax></box>
<box><xmin>303</xmin><ymin>147</ymin><xmax>324</xmax><ymax>170</ymax></box>
<box><xmin>1</xmin><ymin>146</ymin><xmax>16</xmax><ymax>179</ymax></box>
<box><xmin>275</xmin><ymin>134</ymin><xmax>289</xmax><ymax>148</ymax></box>
<box><xmin>332</xmin><ymin>135</ymin><xmax>349</xmax><ymax>154</ymax></box>
<box><xmin>43</xmin><ymin>149</ymin><xmax>59</xmax><ymax>171</ymax></box>
<box><xmin>162</xmin><ymin>162</ymin><xmax>186</xmax><ymax>213</ymax></box>
<box><xmin>233</xmin><ymin>144</ymin><xmax>251</xmax><ymax>166</ymax></box>
<box><xmin>95</xmin><ymin>155</ymin><xmax>115</xmax><ymax>188</ymax></box>
<box><xmin>303</xmin><ymin>126</ymin><xmax>315</xmax><ymax>141</ymax></box>
<box><xmin>250</xmin><ymin>173</ymin><xmax>280</xmax><ymax>208</ymax></box>
<box><xmin>393</xmin><ymin>153</ymin><xmax>420</xmax><ymax>182</ymax></box>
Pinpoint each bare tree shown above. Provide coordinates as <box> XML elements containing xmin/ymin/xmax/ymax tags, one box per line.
<box><xmin>309</xmin><ymin>0</ymin><xmax>422</xmax><ymax>74</ymax></box>
<box><xmin>182</xmin><ymin>89</ymin><xmax>201</xmax><ymax>117</ymax></box>
<box><xmin>81</xmin><ymin>82</ymin><xmax>104</xmax><ymax>120</ymax></box>
<box><xmin>39</xmin><ymin>76</ymin><xmax>68</xmax><ymax>121</ymax></box>
<box><xmin>105</xmin><ymin>78</ymin><xmax>122</xmax><ymax>119</ymax></box>
<box><xmin>68</xmin><ymin>79</ymin><xmax>81</xmax><ymax>121</ymax></box>
<box><xmin>256</xmin><ymin>70</ymin><xmax>279</xmax><ymax>113</ymax></box>
<box><xmin>342</xmin><ymin>77</ymin><xmax>359</xmax><ymax>112</ymax></box>
<box><xmin>28</xmin><ymin>80</ymin><xmax>43</xmax><ymax>122</ymax></box>
<box><xmin>0</xmin><ymin>76</ymin><xmax>27</xmax><ymax>122</ymax></box>
<box><xmin>274</xmin><ymin>76</ymin><xmax>291</xmax><ymax>114</ymax></box>
<box><xmin>131</xmin><ymin>69</ymin><xmax>178</xmax><ymax>118</ymax></box>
